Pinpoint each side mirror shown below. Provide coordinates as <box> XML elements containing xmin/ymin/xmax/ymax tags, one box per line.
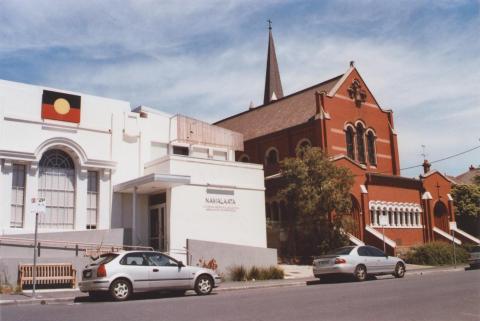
<box><xmin>177</xmin><ymin>261</ymin><xmax>185</xmax><ymax>267</ymax></box>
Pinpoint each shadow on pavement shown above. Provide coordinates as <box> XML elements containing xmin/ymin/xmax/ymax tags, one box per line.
<box><xmin>306</xmin><ymin>275</ymin><xmax>382</xmax><ymax>286</ymax></box>
<box><xmin>74</xmin><ymin>290</ymin><xmax>216</xmax><ymax>304</ymax></box>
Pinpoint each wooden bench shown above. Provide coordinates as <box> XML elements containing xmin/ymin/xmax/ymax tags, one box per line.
<box><xmin>18</xmin><ymin>263</ymin><xmax>77</xmax><ymax>289</ymax></box>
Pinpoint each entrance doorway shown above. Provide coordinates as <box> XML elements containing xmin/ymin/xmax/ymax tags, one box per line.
<box><xmin>149</xmin><ymin>204</ymin><xmax>166</xmax><ymax>252</ymax></box>
<box><xmin>434</xmin><ymin>201</ymin><xmax>449</xmax><ymax>232</ymax></box>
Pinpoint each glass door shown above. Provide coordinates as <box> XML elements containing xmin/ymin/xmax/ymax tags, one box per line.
<box><xmin>149</xmin><ymin>204</ymin><xmax>166</xmax><ymax>251</ymax></box>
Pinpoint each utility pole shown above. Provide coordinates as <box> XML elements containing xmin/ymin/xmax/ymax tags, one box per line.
<box><xmin>32</xmin><ymin>212</ymin><xmax>39</xmax><ymax>298</ymax></box>
<box><xmin>31</xmin><ymin>197</ymin><xmax>46</xmax><ymax>299</ymax></box>
<box><xmin>452</xmin><ymin>229</ymin><xmax>457</xmax><ymax>268</ymax></box>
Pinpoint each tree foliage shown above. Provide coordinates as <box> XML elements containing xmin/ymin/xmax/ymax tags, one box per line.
<box><xmin>452</xmin><ymin>184</ymin><xmax>480</xmax><ymax>218</ymax></box>
<box><xmin>279</xmin><ymin>147</ymin><xmax>355</xmax><ymax>258</ymax></box>
<box><xmin>452</xmin><ymin>183</ymin><xmax>480</xmax><ymax>237</ymax></box>
<box><xmin>474</xmin><ymin>174</ymin><xmax>480</xmax><ymax>186</ymax></box>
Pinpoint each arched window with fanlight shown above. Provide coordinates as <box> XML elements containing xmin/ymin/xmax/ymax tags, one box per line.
<box><xmin>356</xmin><ymin>123</ymin><xmax>366</xmax><ymax>164</ymax></box>
<box><xmin>345</xmin><ymin>126</ymin><xmax>355</xmax><ymax>160</ymax></box>
<box><xmin>238</xmin><ymin>154</ymin><xmax>250</xmax><ymax>163</ymax></box>
<box><xmin>367</xmin><ymin>130</ymin><xmax>377</xmax><ymax>165</ymax></box>
<box><xmin>265</xmin><ymin>147</ymin><xmax>279</xmax><ymax>166</ymax></box>
<box><xmin>38</xmin><ymin>149</ymin><xmax>76</xmax><ymax>229</ymax></box>
<box><xmin>296</xmin><ymin>139</ymin><xmax>312</xmax><ymax>158</ymax></box>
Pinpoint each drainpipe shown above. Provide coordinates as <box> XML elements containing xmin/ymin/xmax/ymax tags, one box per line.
<box><xmin>132</xmin><ymin>186</ymin><xmax>137</xmax><ymax>246</ymax></box>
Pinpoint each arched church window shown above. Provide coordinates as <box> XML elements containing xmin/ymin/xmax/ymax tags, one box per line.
<box><xmin>239</xmin><ymin>154</ymin><xmax>250</xmax><ymax>163</ymax></box>
<box><xmin>345</xmin><ymin>126</ymin><xmax>355</xmax><ymax>160</ymax></box>
<box><xmin>367</xmin><ymin>130</ymin><xmax>377</xmax><ymax>165</ymax></box>
<box><xmin>356</xmin><ymin>123</ymin><xmax>366</xmax><ymax>164</ymax></box>
<box><xmin>38</xmin><ymin>149</ymin><xmax>76</xmax><ymax>229</ymax></box>
<box><xmin>296</xmin><ymin>139</ymin><xmax>311</xmax><ymax>157</ymax></box>
<box><xmin>265</xmin><ymin>147</ymin><xmax>279</xmax><ymax>166</ymax></box>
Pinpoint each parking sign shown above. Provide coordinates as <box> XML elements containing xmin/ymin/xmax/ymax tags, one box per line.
<box><xmin>30</xmin><ymin>198</ymin><xmax>47</xmax><ymax>214</ymax></box>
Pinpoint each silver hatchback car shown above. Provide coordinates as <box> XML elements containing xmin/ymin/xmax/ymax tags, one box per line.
<box><xmin>79</xmin><ymin>251</ymin><xmax>221</xmax><ymax>301</ymax></box>
<box><xmin>313</xmin><ymin>245</ymin><xmax>406</xmax><ymax>281</ymax></box>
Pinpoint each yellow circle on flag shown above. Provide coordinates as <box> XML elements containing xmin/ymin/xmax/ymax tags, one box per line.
<box><xmin>53</xmin><ymin>98</ymin><xmax>71</xmax><ymax>115</ymax></box>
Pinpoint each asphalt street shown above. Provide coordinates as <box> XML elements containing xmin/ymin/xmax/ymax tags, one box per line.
<box><xmin>2</xmin><ymin>269</ymin><xmax>479</xmax><ymax>321</ymax></box>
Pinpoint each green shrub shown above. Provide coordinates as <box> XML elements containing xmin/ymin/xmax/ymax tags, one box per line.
<box><xmin>229</xmin><ymin>265</ymin><xmax>284</xmax><ymax>281</ymax></box>
<box><xmin>264</xmin><ymin>266</ymin><xmax>284</xmax><ymax>280</ymax></box>
<box><xmin>229</xmin><ymin>265</ymin><xmax>247</xmax><ymax>281</ymax></box>
<box><xmin>461</xmin><ymin>242</ymin><xmax>479</xmax><ymax>253</ymax></box>
<box><xmin>247</xmin><ymin>266</ymin><xmax>261</xmax><ymax>280</ymax></box>
<box><xmin>405</xmin><ymin>242</ymin><xmax>469</xmax><ymax>266</ymax></box>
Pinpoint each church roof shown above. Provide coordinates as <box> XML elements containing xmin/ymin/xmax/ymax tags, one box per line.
<box><xmin>452</xmin><ymin>165</ymin><xmax>480</xmax><ymax>185</ymax></box>
<box><xmin>215</xmin><ymin>75</ymin><xmax>342</xmax><ymax>141</ymax></box>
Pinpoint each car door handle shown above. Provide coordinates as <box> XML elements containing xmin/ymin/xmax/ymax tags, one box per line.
<box><xmin>153</xmin><ymin>269</ymin><xmax>159</xmax><ymax>272</ymax></box>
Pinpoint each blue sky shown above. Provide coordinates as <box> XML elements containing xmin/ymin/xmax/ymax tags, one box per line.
<box><xmin>1</xmin><ymin>0</ymin><xmax>479</xmax><ymax>176</ymax></box>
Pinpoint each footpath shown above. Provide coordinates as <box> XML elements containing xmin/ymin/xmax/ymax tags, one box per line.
<box><xmin>0</xmin><ymin>264</ymin><xmax>468</xmax><ymax>306</ymax></box>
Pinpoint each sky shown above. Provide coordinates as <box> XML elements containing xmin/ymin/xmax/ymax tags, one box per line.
<box><xmin>1</xmin><ymin>0</ymin><xmax>479</xmax><ymax>177</ymax></box>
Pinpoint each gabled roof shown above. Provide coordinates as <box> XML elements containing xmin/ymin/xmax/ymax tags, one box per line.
<box><xmin>214</xmin><ymin>75</ymin><xmax>342</xmax><ymax>141</ymax></box>
<box><xmin>453</xmin><ymin>166</ymin><xmax>480</xmax><ymax>185</ymax></box>
<box><xmin>420</xmin><ymin>170</ymin><xmax>456</xmax><ymax>184</ymax></box>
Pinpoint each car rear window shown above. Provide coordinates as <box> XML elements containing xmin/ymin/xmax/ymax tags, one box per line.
<box><xmin>91</xmin><ymin>253</ymin><xmax>119</xmax><ymax>266</ymax></box>
<box><xmin>327</xmin><ymin>246</ymin><xmax>355</xmax><ymax>255</ymax></box>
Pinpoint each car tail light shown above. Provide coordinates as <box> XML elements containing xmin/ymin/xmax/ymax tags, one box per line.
<box><xmin>97</xmin><ymin>264</ymin><xmax>107</xmax><ymax>277</ymax></box>
<box><xmin>334</xmin><ymin>258</ymin><xmax>346</xmax><ymax>264</ymax></box>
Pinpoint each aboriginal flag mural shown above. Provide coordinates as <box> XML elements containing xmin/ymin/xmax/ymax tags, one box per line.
<box><xmin>41</xmin><ymin>90</ymin><xmax>81</xmax><ymax>123</ymax></box>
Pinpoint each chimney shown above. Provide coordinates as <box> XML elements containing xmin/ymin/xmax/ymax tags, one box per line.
<box><xmin>422</xmin><ymin>159</ymin><xmax>431</xmax><ymax>174</ymax></box>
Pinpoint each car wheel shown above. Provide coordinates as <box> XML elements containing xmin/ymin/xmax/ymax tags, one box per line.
<box><xmin>354</xmin><ymin>265</ymin><xmax>367</xmax><ymax>282</ymax></box>
<box><xmin>194</xmin><ymin>274</ymin><xmax>213</xmax><ymax>295</ymax></box>
<box><xmin>394</xmin><ymin>262</ymin><xmax>405</xmax><ymax>278</ymax></box>
<box><xmin>110</xmin><ymin>278</ymin><xmax>132</xmax><ymax>301</ymax></box>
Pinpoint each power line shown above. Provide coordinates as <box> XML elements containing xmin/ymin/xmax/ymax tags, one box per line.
<box><xmin>354</xmin><ymin>143</ymin><xmax>480</xmax><ymax>177</ymax></box>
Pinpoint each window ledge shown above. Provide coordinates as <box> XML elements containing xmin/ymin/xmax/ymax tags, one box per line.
<box><xmin>370</xmin><ymin>224</ymin><xmax>424</xmax><ymax>229</ymax></box>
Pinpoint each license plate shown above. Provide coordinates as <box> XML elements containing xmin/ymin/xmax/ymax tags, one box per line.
<box><xmin>317</xmin><ymin>260</ymin><xmax>329</xmax><ymax>266</ymax></box>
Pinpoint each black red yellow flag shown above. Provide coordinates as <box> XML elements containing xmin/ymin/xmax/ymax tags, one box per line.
<box><xmin>41</xmin><ymin>90</ymin><xmax>81</xmax><ymax>123</ymax></box>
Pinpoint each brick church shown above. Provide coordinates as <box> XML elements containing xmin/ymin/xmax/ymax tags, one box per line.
<box><xmin>215</xmin><ymin>26</ymin><xmax>480</xmax><ymax>256</ymax></box>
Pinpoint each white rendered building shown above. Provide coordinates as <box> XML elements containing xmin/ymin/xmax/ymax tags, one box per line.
<box><xmin>0</xmin><ymin>79</ymin><xmax>269</xmax><ymax>262</ymax></box>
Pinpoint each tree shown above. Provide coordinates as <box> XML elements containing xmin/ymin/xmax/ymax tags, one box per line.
<box><xmin>451</xmin><ymin>184</ymin><xmax>480</xmax><ymax>237</ymax></box>
<box><xmin>474</xmin><ymin>174</ymin><xmax>480</xmax><ymax>186</ymax></box>
<box><xmin>279</xmin><ymin>147</ymin><xmax>355</xmax><ymax>260</ymax></box>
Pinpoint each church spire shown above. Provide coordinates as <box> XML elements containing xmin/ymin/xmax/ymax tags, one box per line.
<box><xmin>263</xmin><ymin>20</ymin><xmax>284</xmax><ymax>105</ymax></box>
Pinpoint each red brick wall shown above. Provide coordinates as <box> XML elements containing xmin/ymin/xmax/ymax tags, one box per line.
<box><xmin>323</xmin><ymin>69</ymin><xmax>399</xmax><ymax>175</ymax></box>
<box><xmin>237</xmin><ymin>122</ymin><xmax>317</xmax><ymax>176</ymax></box>
<box><xmin>371</xmin><ymin>227</ymin><xmax>424</xmax><ymax>247</ymax></box>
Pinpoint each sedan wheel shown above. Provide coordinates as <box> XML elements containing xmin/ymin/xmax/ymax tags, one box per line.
<box><xmin>110</xmin><ymin>279</ymin><xmax>131</xmax><ymax>301</ymax></box>
<box><xmin>195</xmin><ymin>275</ymin><xmax>213</xmax><ymax>295</ymax></box>
<box><xmin>354</xmin><ymin>265</ymin><xmax>367</xmax><ymax>282</ymax></box>
<box><xmin>394</xmin><ymin>262</ymin><xmax>406</xmax><ymax>278</ymax></box>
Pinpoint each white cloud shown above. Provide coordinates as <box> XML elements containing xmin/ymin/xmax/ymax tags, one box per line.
<box><xmin>1</xmin><ymin>0</ymin><xmax>478</xmax><ymax>175</ymax></box>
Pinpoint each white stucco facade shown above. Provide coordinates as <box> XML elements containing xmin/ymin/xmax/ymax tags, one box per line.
<box><xmin>0</xmin><ymin>79</ymin><xmax>267</xmax><ymax>261</ymax></box>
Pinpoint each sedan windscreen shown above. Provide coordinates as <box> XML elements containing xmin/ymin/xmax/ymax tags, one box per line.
<box><xmin>327</xmin><ymin>246</ymin><xmax>355</xmax><ymax>255</ymax></box>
